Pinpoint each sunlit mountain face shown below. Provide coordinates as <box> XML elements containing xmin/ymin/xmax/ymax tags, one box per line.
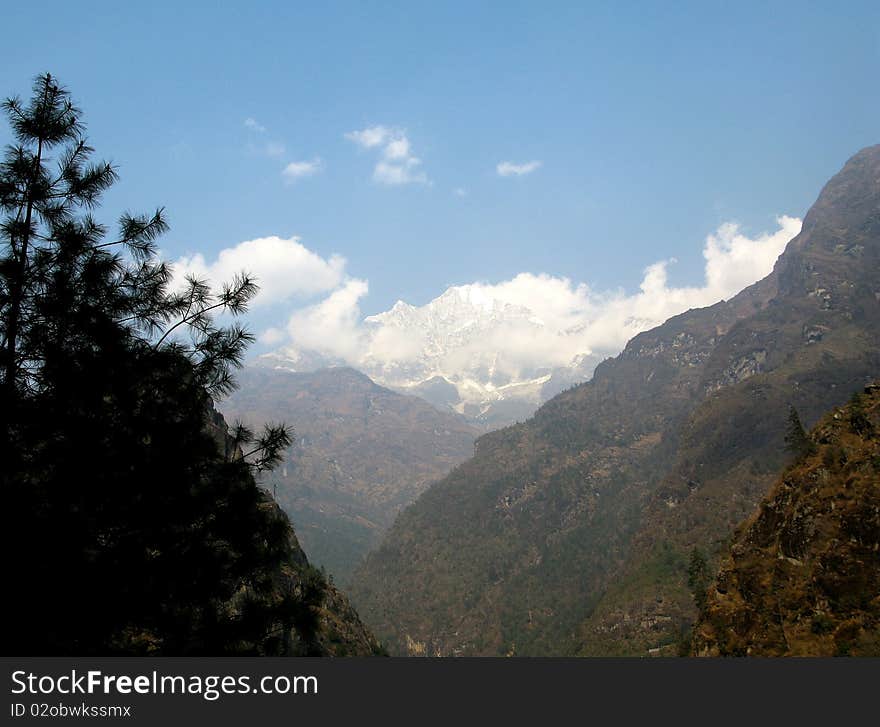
<box><xmin>260</xmin><ymin>283</ymin><xmax>601</xmax><ymax>428</ymax></box>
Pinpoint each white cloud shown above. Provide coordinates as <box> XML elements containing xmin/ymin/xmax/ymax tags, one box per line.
<box><xmin>344</xmin><ymin>126</ymin><xmax>392</xmax><ymax>149</ymax></box>
<box><xmin>259</xmin><ymin>327</ymin><xmax>287</xmax><ymax>346</ymax></box>
<box><xmin>285</xmin><ymin>278</ymin><xmax>370</xmax><ymax>360</ymax></box>
<box><xmin>345</xmin><ymin>125</ymin><xmax>429</xmax><ymax>185</ymax></box>
<box><xmin>453</xmin><ymin>187</ymin><xmax>467</xmax><ymax>197</ymax></box>
<box><xmin>282</xmin><ymin>158</ymin><xmax>323</xmax><ymax>182</ymax></box>
<box><xmin>267</xmin><ymin>216</ymin><xmax>802</xmax><ymax>381</ymax></box>
<box><xmin>171</xmin><ymin>235</ymin><xmax>346</xmax><ymax>308</ymax></box>
<box><xmin>244</xmin><ymin>117</ymin><xmax>266</xmax><ymax>133</ymax></box>
<box><xmin>702</xmin><ymin>218</ymin><xmax>799</xmax><ymax>297</ymax></box>
<box><xmin>373</xmin><ymin>157</ymin><xmax>427</xmax><ymax>185</ymax></box>
<box><xmin>497</xmin><ymin>160</ymin><xmax>542</xmax><ymax>177</ymax></box>
<box><xmin>384</xmin><ymin>137</ymin><xmax>411</xmax><ymax>160</ymax></box>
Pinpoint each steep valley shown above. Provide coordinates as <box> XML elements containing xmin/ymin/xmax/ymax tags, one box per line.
<box><xmin>220</xmin><ymin>366</ymin><xmax>477</xmax><ymax>586</ymax></box>
<box><xmin>348</xmin><ymin>145</ymin><xmax>880</xmax><ymax>656</ymax></box>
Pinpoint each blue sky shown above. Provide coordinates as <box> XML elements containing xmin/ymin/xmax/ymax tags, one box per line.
<box><xmin>2</xmin><ymin>1</ymin><xmax>879</xmax><ymax>355</ymax></box>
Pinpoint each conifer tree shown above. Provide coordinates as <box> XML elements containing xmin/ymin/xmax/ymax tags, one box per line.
<box><xmin>784</xmin><ymin>405</ymin><xmax>815</xmax><ymax>461</ymax></box>
<box><xmin>847</xmin><ymin>392</ymin><xmax>873</xmax><ymax>436</ymax></box>
<box><xmin>1</xmin><ymin>74</ymin><xmax>323</xmax><ymax>655</ymax></box>
<box><xmin>687</xmin><ymin>547</ymin><xmax>711</xmax><ymax>613</ymax></box>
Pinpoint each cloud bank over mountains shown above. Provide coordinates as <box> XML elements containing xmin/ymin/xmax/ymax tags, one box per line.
<box><xmin>170</xmin><ymin>215</ymin><xmax>801</xmax><ymax>421</ymax></box>
<box><xmin>264</xmin><ymin>215</ymin><xmax>799</xmax><ymax>366</ymax></box>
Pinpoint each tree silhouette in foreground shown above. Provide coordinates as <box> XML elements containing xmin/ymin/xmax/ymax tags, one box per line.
<box><xmin>1</xmin><ymin>73</ymin><xmax>324</xmax><ymax>654</ymax></box>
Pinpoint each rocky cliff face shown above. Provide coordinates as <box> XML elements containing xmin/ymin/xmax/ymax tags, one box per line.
<box><xmin>349</xmin><ymin>145</ymin><xmax>880</xmax><ymax>656</ymax></box>
<box><xmin>693</xmin><ymin>385</ymin><xmax>880</xmax><ymax>656</ymax></box>
<box><xmin>220</xmin><ymin>366</ymin><xmax>476</xmax><ymax>585</ymax></box>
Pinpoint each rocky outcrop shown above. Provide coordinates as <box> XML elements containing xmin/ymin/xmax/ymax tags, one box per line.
<box><xmin>693</xmin><ymin>385</ymin><xmax>880</xmax><ymax>656</ymax></box>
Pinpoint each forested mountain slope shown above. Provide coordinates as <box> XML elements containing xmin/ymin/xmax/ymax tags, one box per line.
<box><xmin>349</xmin><ymin>145</ymin><xmax>880</xmax><ymax>656</ymax></box>
<box><xmin>206</xmin><ymin>405</ymin><xmax>384</xmax><ymax>656</ymax></box>
<box><xmin>221</xmin><ymin>366</ymin><xmax>476</xmax><ymax>585</ymax></box>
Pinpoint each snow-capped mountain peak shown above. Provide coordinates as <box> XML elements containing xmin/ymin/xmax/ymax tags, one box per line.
<box><xmin>261</xmin><ymin>283</ymin><xmax>600</xmax><ymax>428</ymax></box>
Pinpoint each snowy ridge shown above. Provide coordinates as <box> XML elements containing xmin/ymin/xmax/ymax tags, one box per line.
<box><xmin>261</xmin><ymin>284</ymin><xmax>600</xmax><ymax>427</ymax></box>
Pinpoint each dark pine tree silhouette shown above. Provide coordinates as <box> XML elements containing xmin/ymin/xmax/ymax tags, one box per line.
<box><xmin>1</xmin><ymin>73</ymin><xmax>324</xmax><ymax>655</ymax></box>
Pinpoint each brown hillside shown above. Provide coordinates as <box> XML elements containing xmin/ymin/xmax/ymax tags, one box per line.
<box><xmin>693</xmin><ymin>385</ymin><xmax>880</xmax><ymax>657</ymax></box>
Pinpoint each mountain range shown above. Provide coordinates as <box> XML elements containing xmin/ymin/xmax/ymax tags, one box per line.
<box><xmin>259</xmin><ymin>217</ymin><xmax>799</xmax><ymax>431</ymax></box>
<box><xmin>347</xmin><ymin>144</ymin><xmax>880</xmax><ymax>656</ymax></box>
<box><xmin>260</xmin><ymin>285</ymin><xmax>603</xmax><ymax>429</ymax></box>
